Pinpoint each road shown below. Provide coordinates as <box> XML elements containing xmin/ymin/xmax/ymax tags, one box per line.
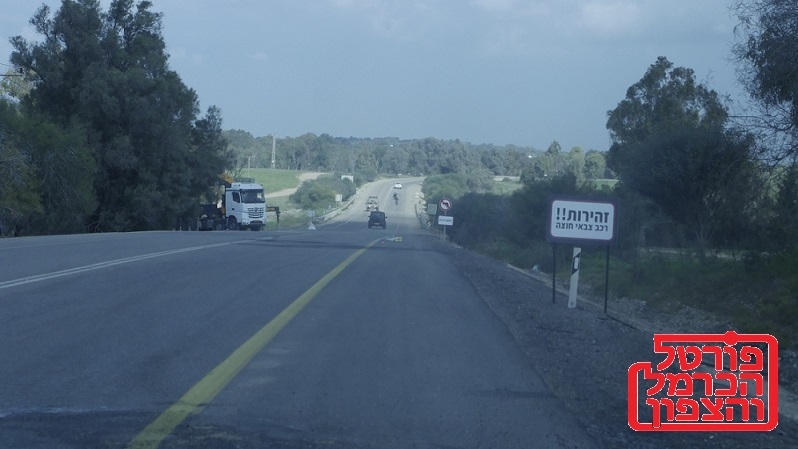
<box><xmin>0</xmin><ymin>179</ymin><xmax>596</xmax><ymax>449</ymax></box>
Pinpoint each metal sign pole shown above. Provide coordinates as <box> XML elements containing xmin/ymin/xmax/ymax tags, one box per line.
<box><xmin>604</xmin><ymin>245</ymin><xmax>610</xmax><ymax>314</ymax></box>
<box><xmin>552</xmin><ymin>244</ymin><xmax>557</xmax><ymax>304</ymax></box>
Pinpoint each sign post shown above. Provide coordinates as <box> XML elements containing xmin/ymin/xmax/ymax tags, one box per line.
<box><xmin>439</xmin><ymin>198</ymin><xmax>452</xmax><ymax>241</ymax></box>
<box><xmin>546</xmin><ymin>196</ymin><xmax>618</xmax><ymax>310</ymax></box>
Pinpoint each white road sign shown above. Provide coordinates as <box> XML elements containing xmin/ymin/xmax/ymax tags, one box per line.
<box><xmin>548</xmin><ymin>198</ymin><xmax>617</xmax><ymax>244</ymax></box>
<box><xmin>438</xmin><ymin>215</ymin><xmax>454</xmax><ymax>226</ymax></box>
<box><xmin>439</xmin><ymin>198</ymin><xmax>452</xmax><ymax>211</ymax></box>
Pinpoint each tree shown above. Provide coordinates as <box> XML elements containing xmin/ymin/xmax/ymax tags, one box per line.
<box><xmin>18</xmin><ymin>112</ymin><xmax>96</xmax><ymax>234</ymax></box>
<box><xmin>11</xmin><ymin>0</ymin><xmax>232</xmax><ymax>231</ymax></box>
<box><xmin>565</xmin><ymin>146</ymin><xmax>585</xmax><ymax>181</ymax></box>
<box><xmin>546</xmin><ymin>140</ymin><xmax>563</xmax><ymax>175</ymax></box>
<box><xmin>0</xmin><ymin>97</ymin><xmax>95</xmax><ymax>235</ymax></box>
<box><xmin>771</xmin><ymin>161</ymin><xmax>798</xmax><ymax>248</ymax></box>
<box><xmin>733</xmin><ymin>0</ymin><xmax>798</xmax><ymax>162</ymax></box>
<box><xmin>0</xmin><ymin>101</ymin><xmax>42</xmax><ymax>235</ymax></box>
<box><xmin>607</xmin><ymin>57</ymin><xmax>728</xmax><ymax>169</ymax></box>
<box><xmin>584</xmin><ymin>150</ymin><xmax>607</xmax><ymax>179</ymax></box>
<box><xmin>606</xmin><ymin>57</ymin><xmax>756</xmax><ymax>253</ymax></box>
<box><xmin>422</xmin><ymin>173</ymin><xmax>470</xmax><ymax>205</ymax></box>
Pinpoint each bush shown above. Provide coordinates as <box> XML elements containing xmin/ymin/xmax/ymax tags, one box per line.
<box><xmin>290</xmin><ymin>182</ymin><xmax>335</xmax><ymax>210</ymax></box>
<box><xmin>289</xmin><ymin>174</ymin><xmax>356</xmax><ymax>211</ymax></box>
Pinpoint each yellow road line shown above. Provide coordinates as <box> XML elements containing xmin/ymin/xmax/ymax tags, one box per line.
<box><xmin>128</xmin><ymin>239</ymin><xmax>379</xmax><ymax>449</ymax></box>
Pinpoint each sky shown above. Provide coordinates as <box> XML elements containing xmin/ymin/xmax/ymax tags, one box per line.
<box><xmin>1</xmin><ymin>0</ymin><xmax>746</xmax><ymax>151</ymax></box>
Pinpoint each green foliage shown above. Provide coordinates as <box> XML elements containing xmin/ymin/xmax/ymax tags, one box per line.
<box><xmin>289</xmin><ymin>174</ymin><xmax>355</xmax><ymax>211</ymax></box>
<box><xmin>584</xmin><ymin>150</ymin><xmax>607</xmax><ymax>179</ymax></box>
<box><xmin>290</xmin><ymin>182</ymin><xmax>335</xmax><ymax>211</ymax></box>
<box><xmin>491</xmin><ymin>178</ymin><xmax>523</xmax><ymax>196</ymax></box>
<box><xmin>0</xmin><ymin>98</ymin><xmax>95</xmax><ymax>235</ymax></box>
<box><xmin>354</xmin><ymin>168</ymin><xmax>378</xmax><ymax>186</ymax></box>
<box><xmin>445</xmin><ymin>172</ymin><xmax>588</xmax><ymax>254</ymax></box>
<box><xmin>733</xmin><ymin>0</ymin><xmax>798</xmax><ymax>161</ymax></box>
<box><xmin>230</xmin><ymin>132</ymin><xmax>536</xmax><ymax>179</ymax></box>
<box><xmin>606</xmin><ymin>57</ymin><xmax>728</xmax><ymax>154</ymax></box>
<box><xmin>0</xmin><ymin>101</ymin><xmax>42</xmax><ymax>235</ymax></box>
<box><xmin>242</xmin><ymin>168</ymin><xmax>300</xmax><ymax>194</ymax></box>
<box><xmin>447</xmin><ymin>192</ymin><xmax>508</xmax><ymax>245</ymax></box>
<box><xmin>18</xmin><ymin>113</ymin><xmax>96</xmax><ymax>234</ymax></box>
<box><xmin>771</xmin><ymin>162</ymin><xmax>798</xmax><ymax>248</ymax></box>
<box><xmin>606</xmin><ymin>57</ymin><xmax>757</xmax><ymax>253</ymax></box>
<box><xmin>510</xmin><ymin>173</ymin><xmax>582</xmax><ymax>244</ymax></box>
<box><xmin>422</xmin><ymin>173</ymin><xmax>470</xmax><ymax>205</ymax></box>
<box><xmin>10</xmin><ymin>0</ymin><xmax>232</xmax><ymax>232</ymax></box>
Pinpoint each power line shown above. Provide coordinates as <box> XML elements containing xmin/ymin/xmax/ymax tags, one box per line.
<box><xmin>0</xmin><ymin>62</ymin><xmax>24</xmax><ymax>77</ymax></box>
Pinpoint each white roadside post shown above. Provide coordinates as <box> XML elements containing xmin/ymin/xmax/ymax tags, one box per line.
<box><xmin>568</xmin><ymin>247</ymin><xmax>581</xmax><ymax>309</ymax></box>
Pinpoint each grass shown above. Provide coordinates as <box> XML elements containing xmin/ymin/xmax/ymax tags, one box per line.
<box><xmin>237</xmin><ymin>168</ymin><xmax>302</xmax><ymax>194</ymax></box>
<box><xmin>492</xmin><ymin>179</ymin><xmax>524</xmax><ymax>195</ymax></box>
<box><xmin>575</xmin><ymin>249</ymin><xmax>798</xmax><ymax>348</ymax></box>
<box><xmin>461</xmin><ymin>236</ymin><xmax>798</xmax><ymax>349</ymax></box>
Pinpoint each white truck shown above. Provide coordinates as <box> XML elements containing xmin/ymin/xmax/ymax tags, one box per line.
<box><xmin>198</xmin><ymin>180</ymin><xmax>267</xmax><ymax>231</ymax></box>
<box><xmin>224</xmin><ymin>182</ymin><xmax>266</xmax><ymax>231</ymax></box>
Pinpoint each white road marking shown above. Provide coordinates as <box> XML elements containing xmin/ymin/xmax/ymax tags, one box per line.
<box><xmin>0</xmin><ymin>242</ymin><xmax>236</xmax><ymax>290</ymax></box>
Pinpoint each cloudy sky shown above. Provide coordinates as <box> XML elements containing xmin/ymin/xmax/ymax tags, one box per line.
<box><xmin>1</xmin><ymin>0</ymin><xmax>744</xmax><ymax>151</ymax></box>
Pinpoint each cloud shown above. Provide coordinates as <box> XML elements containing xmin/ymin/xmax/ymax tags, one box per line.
<box><xmin>249</xmin><ymin>52</ymin><xmax>269</xmax><ymax>62</ymax></box>
<box><xmin>325</xmin><ymin>0</ymin><xmax>446</xmax><ymax>41</ymax></box>
<box><xmin>168</xmin><ymin>47</ymin><xmax>204</xmax><ymax>66</ymax></box>
<box><xmin>577</xmin><ymin>1</ymin><xmax>642</xmax><ymax>39</ymax></box>
<box><xmin>470</xmin><ymin>0</ymin><xmax>516</xmax><ymax>12</ymax></box>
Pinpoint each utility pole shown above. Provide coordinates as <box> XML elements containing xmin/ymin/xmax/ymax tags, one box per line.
<box><xmin>271</xmin><ymin>134</ymin><xmax>276</xmax><ymax>169</ymax></box>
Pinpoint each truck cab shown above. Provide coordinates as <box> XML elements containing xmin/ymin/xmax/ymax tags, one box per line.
<box><xmin>225</xmin><ymin>182</ymin><xmax>266</xmax><ymax>231</ymax></box>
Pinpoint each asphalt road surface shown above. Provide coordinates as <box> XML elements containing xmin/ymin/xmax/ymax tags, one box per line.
<box><xmin>0</xmin><ymin>179</ymin><xmax>596</xmax><ymax>448</ymax></box>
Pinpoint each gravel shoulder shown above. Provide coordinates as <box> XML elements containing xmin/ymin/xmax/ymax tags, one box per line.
<box><xmin>446</xmin><ymin>243</ymin><xmax>798</xmax><ymax>449</ymax></box>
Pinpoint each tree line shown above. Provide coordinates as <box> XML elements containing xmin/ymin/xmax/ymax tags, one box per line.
<box><xmin>445</xmin><ymin>0</ymin><xmax>798</xmax><ymax>264</ymax></box>
<box><xmin>223</xmin><ymin>131</ymin><xmax>556</xmax><ymax>182</ymax></box>
<box><xmin>225</xmin><ymin>130</ymin><xmax>608</xmax><ymax>213</ymax></box>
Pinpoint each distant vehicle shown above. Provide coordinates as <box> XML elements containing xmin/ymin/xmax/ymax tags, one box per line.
<box><xmin>393</xmin><ymin>183</ymin><xmax>403</xmax><ymax>189</ymax></box>
<box><xmin>366</xmin><ymin>195</ymin><xmax>379</xmax><ymax>211</ymax></box>
<box><xmin>368</xmin><ymin>211</ymin><xmax>387</xmax><ymax>229</ymax></box>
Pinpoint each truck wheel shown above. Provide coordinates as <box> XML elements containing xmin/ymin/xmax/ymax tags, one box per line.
<box><xmin>228</xmin><ymin>217</ymin><xmax>238</xmax><ymax>230</ymax></box>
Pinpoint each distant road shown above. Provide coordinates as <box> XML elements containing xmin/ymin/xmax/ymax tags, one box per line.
<box><xmin>0</xmin><ymin>195</ymin><xmax>596</xmax><ymax>448</ymax></box>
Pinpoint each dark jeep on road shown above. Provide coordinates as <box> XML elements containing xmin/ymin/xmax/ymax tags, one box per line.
<box><xmin>368</xmin><ymin>211</ymin><xmax>386</xmax><ymax>229</ymax></box>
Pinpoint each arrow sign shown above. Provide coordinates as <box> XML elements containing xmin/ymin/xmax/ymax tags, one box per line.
<box><xmin>439</xmin><ymin>198</ymin><xmax>452</xmax><ymax>211</ymax></box>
